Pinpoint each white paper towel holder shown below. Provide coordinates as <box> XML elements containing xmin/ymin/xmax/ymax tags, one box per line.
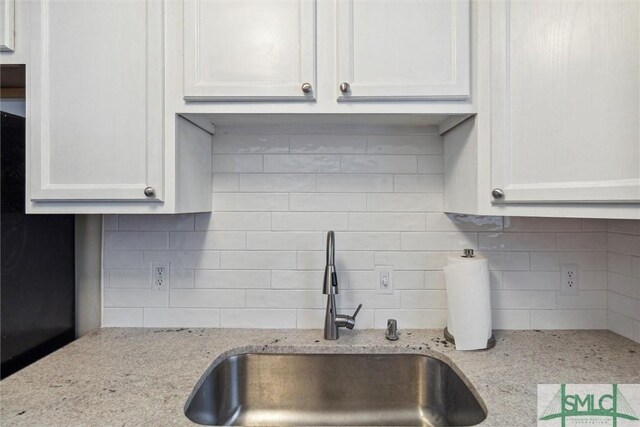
<box><xmin>443</xmin><ymin>248</ymin><xmax>496</xmax><ymax>350</ymax></box>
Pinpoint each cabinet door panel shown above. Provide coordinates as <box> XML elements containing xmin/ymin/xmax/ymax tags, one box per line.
<box><xmin>29</xmin><ymin>0</ymin><xmax>164</xmax><ymax>202</ymax></box>
<box><xmin>337</xmin><ymin>0</ymin><xmax>470</xmax><ymax>101</ymax></box>
<box><xmin>491</xmin><ymin>0</ymin><xmax>640</xmax><ymax>203</ymax></box>
<box><xmin>183</xmin><ymin>0</ymin><xmax>316</xmax><ymax>101</ymax></box>
<box><xmin>0</xmin><ymin>0</ymin><xmax>14</xmax><ymax>52</ymax></box>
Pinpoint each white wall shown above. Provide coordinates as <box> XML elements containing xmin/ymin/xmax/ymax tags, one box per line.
<box><xmin>102</xmin><ymin>126</ymin><xmax>620</xmax><ymax>332</ymax></box>
<box><xmin>606</xmin><ymin>220</ymin><xmax>640</xmax><ymax>343</ymax></box>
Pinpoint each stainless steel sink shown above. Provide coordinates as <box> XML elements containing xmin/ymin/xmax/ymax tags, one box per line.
<box><xmin>184</xmin><ymin>353</ymin><xmax>487</xmax><ymax>426</ymax></box>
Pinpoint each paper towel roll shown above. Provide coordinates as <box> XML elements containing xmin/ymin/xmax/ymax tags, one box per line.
<box><xmin>444</xmin><ymin>254</ymin><xmax>492</xmax><ymax>350</ymax></box>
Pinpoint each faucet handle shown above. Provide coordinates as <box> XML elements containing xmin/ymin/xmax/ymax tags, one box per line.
<box><xmin>337</xmin><ymin>304</ymin><xmax>363</xmax><ymax>330</ymax></box>
<box><xmin>352</xmin><ymin>304</ymin><xmax>362</xmax><ymax>319</ymax></box>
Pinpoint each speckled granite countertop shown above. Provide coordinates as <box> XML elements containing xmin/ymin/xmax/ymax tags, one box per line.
<box><xmin>0</xmin><ymin>329</ymin><xmax>638</xmax><ymax>426</ymax></box>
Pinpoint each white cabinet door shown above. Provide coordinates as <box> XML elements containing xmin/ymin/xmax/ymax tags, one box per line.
<box><xmin>29</xmin><ymin>0</ymin><xmax>164</xmax><ymax>202</ymax></box>
<box><xmin>0</xmin><ymin>0</ymin><xmax>14</xmax><ymax>52</ymax></box>
<box><xmin>183</xmin><ymin>0</ymin><xmax>316</xmax><ymax>101</ymax></box>
<box><xmin>490</xmin><ymin>0</ymin><xmax>640</xmax><ymax>204</ymax></box>
<box><xmin>336</xmin><ymin>0</ymin><xmax>470</xmax><ymax>101</ymax></box>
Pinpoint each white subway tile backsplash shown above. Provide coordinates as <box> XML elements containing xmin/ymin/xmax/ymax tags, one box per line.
<box><xmin>220</xmin><ymin>309</ymin><xmax>296</xmax><ymax>328</ymax></box>
<box><xmin>336</xmin><ymin>232</ymin><xmax>401</xmax><ymax>251</ymax></box>
<box><xmin>144</xmin><ymin>308</ymin><xmax>220</xmax><ymax>327</ymax></box>
<box><xmin>400</xmin><ymin>290</ymin><xmax>447</xmax><ymax>309</ymax></box>
<box><xmin>373</xmin><ymin>309</ymin><xmax>447</xmax><ymax>328</ymax></box>
<box><xmin>272</xmin><ymin>212</ymin><xmax>349</xmax><ymax>231</ymax></box>
<box><xmin>240</xmin><ymin>174</ymin><xmax>316</xmax><ymax>192</ymax></box>
<box><xmin>104</xmin><ymin>251</ymin><xmax>143</xmax><ymax>269</ymax></box>
<box><xmin>212</xmin><ymin>155</ymin><xmax>263</xmax><ymax>173</ymax></box>
<box><xmin>103</xmin><ymin>308</ymin><xmax>143</xmax><ymax>327</ymax></box>
<box><xmin>607</xmin><ymin>252</ymin><xmax>632</xmax><ymax>276</ymax></box>
<box><xmin>479</xmin><ymin>233</ymin><xmax>556</xmax><ymax>251</ymax></box>
<box><xmin>271</xmin><ymin>270</ymin><xmax>324</xmax><ymax>289</ymax></box>
<box><xmin>349</xmin><ymin>213</ymin><xmax>425</xmax><ymax>231</ymax></box>
<box><xmin>502</xmin><ymin>271</ymin><xmax>559</xmax><ymax>291</ymax></box>
<box><xmin>317</xmin><ymin>174</ymin><xmax>393</xmax><ymax>192</ymax></box>
<box><xmin>417</xmin><ymin>155</ymin><xmax>444</xmax><ymax>174</ymax></box>
<box><xmin>102</xmin><ymin>128</ymin><xmax>638</xmax><ymax>335</ymax></box>
<box><xmin>195</xmin><ymin>212</ymin><xmax>271</xmax><ymax>231</ymax></box>
<box><xmin>247</xmin><ymin>290</ymin><xmax>323</xmax><ymax>308</ymax></box>
<box><xmin>297</xmin><ymin>251</ymin><xmax>374</xmax><ymax>270</ymax></box>
<box><xmin>530</xmin><ymin>310</ymin><xmax>607</xmax><ymax>329</ymax></box>
<box><xmin>117</xmin><ymin>214</ymin><xmax>195</xmax><ymax>231</ymax></box>
<box><xmin>290</xmin><ymin>135</ymin><xmax>366</xmax><ymax>154</ymax></box>
<box><xmin>213</xmin><ymin>134</ymin><xmax>289</xmax><ymax>154</ymax></box>
<box><xmin>557</xmin><ymin>232</ymin><xmax>607</xmax><ymax>251</ymax></box>
<box><xmin>247</xmin><ymin>232</ymin><xmax>323</xmax><ymax>250</ymax></box>
<box><xmin>104</xmin><ymin>231</ymin><xmax>168</xmax><ymax>250</ymax></box>
<box><xmin>103</xmin><ymin>215</ymin><xmax>118</xmax><ymax>231</ymax></box>
<box><xmin>366</xmin><ymin>135</ymin><xmax>442</xmax><ymax>155</ymax></box>
<box><xmin>375</xmin><ymin>251</ymin><xmax>449</xmax><ymax>270</ymax></box>
<box><xmin>607</xmin><ymin>219</ymin><xmax>640</xmax><ymax>235</ymax></box>
<box><xmin>607</xmin><ymin>310</ymin><xmax>635</xmax><ymax>341</ymax></box>
<box><xmin>366</xmin><ymin>193</ymin><xmax>443</xmax><ymax>212</ymax></box>
<box><xmin>109</xmin><ymin>270</ymin><xmax>149</xmax><ymax>289</ymax></box>
<box><xmin>212</xmin><ymin>193</ymin><xmax>289</xmax><ymax>211</ymax></box>
<box><xmin>144</xmin><ymin>251</ymin><xmax>220</xmax><ymax>270</ymax></box>
<box><xmin>425</xmin><ymin>213</ymin><xmax>502</xmax><ymax>232</ymax></box>
<box><xmin>608</xmin><ymin>233</ymin><xmax>640</xmax><ymax>257</ymax></box>
<box><xmin>400</xmin><ymin>232</ymin><xmax>478</xmax><ymax>251</ymax></box>
<box><xmin>394</xmin><ymin>271</ymin><xmax>427</xmax><ymax>289</ymax></box>
<box><xmin>491</xmin><ymin>290</ymin><xmax>556</xmax><ymax>310</ymax></box>
<box><xmin>171</xmin><ymin>270</ymin><xmax>194</xmax><ymax>289</ymax></box>
<box><xmin>529</xmin><ymin>251</ymin><xmax>607</xmax><ymax>271</ymax></box>
<box><xmin>170</xmin><ymin>289</ymin><xmax>246</xmax><ymax>308</ymax></box>
<box><xmin>104</xmin><ymin>289</ymin><xmax>168</xmax><ymax>308</ymax></box>
<box><xmin>221</xmin><ymin>251</ymin><xmax>297</xmax><ymax>270</ymax></box>
<box><xmin>170</xmin><ymin>231</ymin><xmax>246</xmax><ymax>250</ymax></box>
<box><xmin>504</xmin><ymin>217</ymin><xmax>582</xmax><ymax>232</ymax></box>
<box><xmin>492</xmin><ymin>310</ymin><xmax>530</xmax><ymax>329</ymax></box>
<box><xmin>607</xmin><ymin>291</ymin><xmax>640</xmax><ymax>320</ymax></box>
<box><xmin>556</xmin><ymin>291</ymin><xmax>607</xmax><ymax>310</ymax></box>
<box><xmin>394</xmin><ymin>174</ymin><xmax>443</xmax><ymax>193</ymax></box>
<box><xmin>341</xmin><ymin>155</ymin><xmax>417</xmax><ymax>174</ymax></box>
<box><xmin>212</xmin><ymin>174</ymin><xmax>239</xmax><ymax>192</ymax></box>
<box><xmin>290</xmin><ymin>193</ymin><xmax>366</xmax><ymax>212</ymax></box>
<box><xmin>195</xmin><ymin>270</ymin><xmax>270</xmax><ymax>289</ymax></box>
<box><xmin>608</xmin><ymin>272</ymin><xmax>640</xmax><ymax>299</ymax></box>
<box><xmin>264</xmin><ymin>154</ymin><xmax>341</xmax><ymax>173</ymax></box>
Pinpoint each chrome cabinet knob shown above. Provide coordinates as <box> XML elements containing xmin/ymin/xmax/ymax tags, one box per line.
<box><xmin>301</xmin><ymin>82</ymin><xmax>312</xmax><ymax>93</ymax></box>
<box><xmin>339</xmin><ymin>82</ymin><xmax>351</xmax><ymax>93</ymax></box>
<box><xmin>144</xmin><ymin>187</ymin><xmax>156</xmax><ymax>198</ymax></box>
<box><xmin>491</xmin><ymin>188</ymin><xmax>504</xmax><ymax>199</ymax></box>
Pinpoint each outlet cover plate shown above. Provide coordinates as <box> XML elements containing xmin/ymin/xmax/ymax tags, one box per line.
<box><xmin>560</xmin><ymin>263</ymin><xmax>579</xmax><ymax>295</ymax></box>
<box><xmin>151</xmin><ymin>261</ymin><xmax>170</xmax><ymax>291</ymax></box>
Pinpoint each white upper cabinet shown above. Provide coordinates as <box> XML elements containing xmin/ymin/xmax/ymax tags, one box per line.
<box><xmin>336</xmin><ymin>0</ymin><xmax>470</xmax><ymax>101</ymax></box>
<box><xmin>490</xmin><ymin>0</ymin><xmax>640</xmax><ymax>204</ymax></box>
<box><xmin>183</xmin><ymin>0</ymin><xmax>317</xmax><ymax>101</ymax></box>
<box><xmin>29</xmin><ymin>0</ymin><xmax>164</xmax><ymax>202</ymax></box>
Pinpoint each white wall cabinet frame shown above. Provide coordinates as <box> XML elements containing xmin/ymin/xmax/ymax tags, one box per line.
<box><xmin>183</xmin><ymin>0</ymin><xmax>317</xmax><ymax>101</ymax></box>
<box><xmin>28</xmin><ymin>0</ymin><xmax>164</xmax><ymax>202</ymax></box>
<box><xmin>0</xmin><ymin>0</ymin><xmax>14</xmax><ymax>52</ymax></box>
<box><xmin>336</xmin><ymin>0</ymin><xmax>470</xmax><ymax>101</ymax></box>
<box><xmin>489</xmin><ymin>0</ymin><xmax>640</xmax><ymax>204</ymax></box>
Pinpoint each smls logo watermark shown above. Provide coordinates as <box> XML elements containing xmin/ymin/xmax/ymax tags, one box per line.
<box><xmin>538</xmin><ymin>384</ymin><xmax>640</xmax><ymax>426</ymax></box>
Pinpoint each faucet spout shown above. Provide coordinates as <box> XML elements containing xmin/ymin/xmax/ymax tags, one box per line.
<box><xmin>322</xmin><ymin>231</ymin><xmax>362</xmax><ymax>340</ymax></box>
<box><xmin>322</xmin><ymin>231</ymin><xmax>337</xmax><ymax>295</ymax></box>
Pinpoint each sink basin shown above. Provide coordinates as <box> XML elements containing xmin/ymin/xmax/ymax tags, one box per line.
<box><xmin>184</xmin><ymin>353</ymin><xmax>487</xmax><ymax>426</ymax></box>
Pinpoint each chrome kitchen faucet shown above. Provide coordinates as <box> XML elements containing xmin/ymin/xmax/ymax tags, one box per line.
<box><xmin>323</xmin><ymin>231</ymin><xmax>362</xmax><ymax>340</ymax></box>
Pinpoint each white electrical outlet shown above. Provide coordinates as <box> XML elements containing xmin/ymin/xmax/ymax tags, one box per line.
<box><xmin>375</xmin><ymin>266</ymin><xmax>394</xmax><ymax>294</ymax></box>
<box><xmin>151</xmin><ymin>262</ymin><xmax>169</xmax><ymax>291</ymax></box>
<box><xmin>560</xmin><ymin>263</ymin><xmax>578</xmax><ymax>295</ymax></box>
